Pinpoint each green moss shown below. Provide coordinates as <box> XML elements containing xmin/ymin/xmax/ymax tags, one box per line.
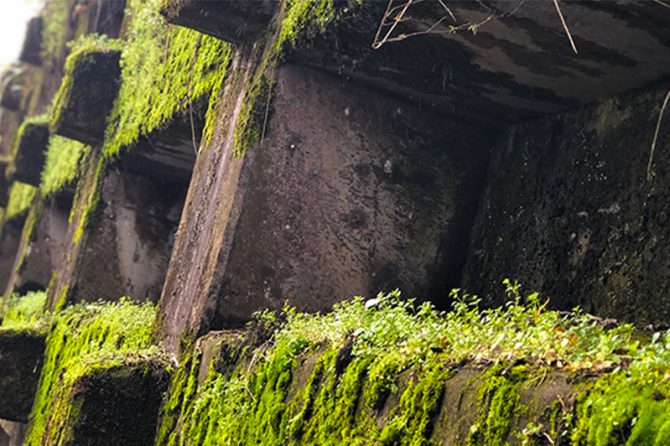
<box><xmin>71</xmin><ymin>153</ymin><xmax>106</xmax><ymax>245</ymax></box>
<box><xmin>5</xmin><ymin>181</ymin><xmax>37</xmax><ymax>219</ymax></box>
<box><xmin>571</xmin><ymin>334</ymin><xmax>670</xmax><ymax>446</ymax></box>
<box><xmin>0</xmin><ymin>290</ymin><xmax>48</xmax><ymax>330</ymax></box>
<box><xmin>50</xmin><ymin>34</ymin><xmax>124</xmax><ymax>136</ymax></box>
<box><xmin>103</xmin><ymin>0</ymin><xmax>232</xmax><ymax>157</ymax></box>
<box><xmin>43</xmin><ymin>348</ymin><xmax>170</xmax><ymax>446</ymax></box>
<box><xmin>24</xmin><ymin>298</ymin><xmax>157</xmax><ymax>445</ymax></box>
<box><xmin>466</xmin><ymin>366</ymin><xmax>525</xmax><ymax>446</ymax></box>
<box><xmin>40</xmin><ymin>135</ymin><xmax>90</xmax><ymax>196</ymax></box>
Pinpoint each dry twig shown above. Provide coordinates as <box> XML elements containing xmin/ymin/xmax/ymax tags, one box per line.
<box><xmin>647</xmin><ymin>89</ymin><xmax>670</xmax><ymax>181</ymax></box>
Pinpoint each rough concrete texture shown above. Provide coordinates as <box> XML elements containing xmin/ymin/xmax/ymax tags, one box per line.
<box><xmin>296</xmin><ymin>0</ymin><xmax>670</xmax><ymax>122</ymax></box>
<box><xmin>0</xmin><ymin>70</ymin><xmax>24</xmax><ymax>112</ymax></box>
<box><xmin>160</xmin><ymin>0</ymin><xmax>275</xmax><ymax>44</ymax></box>
<box><xmin>464</xmin><ymin>81</ymin><xmax>670</xmax><ymax>325</ymax></box>
<box><xmin>19</xmin><ymin>17</ymin><xmax>43</xmax><ymax>67</ymax></box>
<box><xmin>8</xmin><ymin>196</ymin><xmax>71</xmax><ymax>297</ymax></box>
<box><xmin>45</xmin><ymin>358</ymin><xmax>169</xmax><ymax>446</ymax></box>
<box><xmin>0</xmin><ymin>110</ymin><xmax>21</xmax><ymax>160</ymax></box>
<box><xmin>158</xmin><ymin>62</ymin><xmax>493</xmax><ymax>349</ymax></box>
<box><xmin>71</xmin><ymin>168</ymin><xmax>185</xmax><ymax>304</ymax></box>
<box><xmin>0</xmin><ymin>329</ymin><xmax>45</xmax><ymax>422</ymax></box>
<box><xmin>51</xmin><ymin>50</ymin><xmax>121</xmax><ymax>145</ymax></box>
<box><xmin>0</xmin><ymin>420</ymin><xmax>25</xmax><ymax>446</ymax></box>
<box><xmin>0</xmin><ymin>164</ymin><xmax>10</xmax><ymax>208</ymax></box>
<box><xmin>10</xmin><ymin>122</ymin><xmax>49</xmax><ymax>187</ymax></box>
<box><xmin>0</xmin><ymin>220</ymin><xmax>25</xmax><ymax>294</ymax></box>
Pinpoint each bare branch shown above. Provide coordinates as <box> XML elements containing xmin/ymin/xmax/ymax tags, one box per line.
<box><xmin>647</xmin><ymin>89</ymin><xmax>670</xmax><ymax>181</ymax></box>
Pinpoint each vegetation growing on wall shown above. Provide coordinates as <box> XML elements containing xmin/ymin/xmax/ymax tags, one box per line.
<box><xmin>103</xmin><ymin>0</ymin><xmax>232</xmax><ymax>157</ymax></box>
<box><xmin>0</xmin><ymin>290</ymin><xmax>47</xmax><ymax>330</ymax></box>
<box><xmin>25</xmin><ymin>298</ymin><xmax>158</xmax><ymax>445</ymax></box>
<box><xmin>40</xmin><ymin>135</ymin><xmax>90</xmax><ymax>196</ymax></box>
<box><xmin>5</xmin><ymin>181</ymin><xmax>37</xmax><ymax>219</ymax></box>
<box><xmin>157</xmin><ymin>283</ymin><xmax>670</xmax><ymax>445</ymax></box>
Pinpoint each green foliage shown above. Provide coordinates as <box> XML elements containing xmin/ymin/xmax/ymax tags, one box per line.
<box><xmin>24</xmin><ymin>298</ymin><xmax>157</xmax><ymax>445</ymax></box>
<box><xmin>158</xmin><ymin>282</ymin><xmax>670</xmax><ymax>445</ymax></box>
<box><xmin>5</xmin><ymin>181</ymin><xmax>37</xmax><ymax>219</ymax></box>
<box><xmin>103</xmin><ymin>0</ymin><xmax>232</xmax><ymax>157</ymax></box>
<box><xmin>571</xmin><ymin>331</ymin><xmax>670</xmax><ymax>446</ymax></box>
<box><xmin>40</xmin><ymin>135</ymin><xmax>90</xmax><ymax>196</ymax></box>
<box><xmin>0</xmin><ymin>290</ymin><xmax>48</xmax><ymax>330</ymax></box>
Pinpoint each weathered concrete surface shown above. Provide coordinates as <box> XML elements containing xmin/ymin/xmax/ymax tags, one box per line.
<box><xmin>0</xmin><ymin>110</ymin><xmax>21</xmax><ymax>159</ymax></box>
<box><xmin>0</xmin><ymin>219</ymin><xmax>25</xmax><ymax>294</ymax></box>
<box><xmin>160</xmin><ymin>0</ymin><xmax>275</xmax><ymax>44</ymax></box>
<box><xmin>295</xmin><ymin>0</ymin><xmax>670</xmax><ymax>122</ymax></box>
<box><xmin>464</xmin><ymin>81</ymin><xmax>670</xmax><ymax>324</ymax></box>
<box><xmin>43</xmin><ymin>358</ymin><xmax>170</xmax><ymax>446</ymax></box>
<box><xmin>0</xmin><ymin>329</ymin><xmax>45</xmax><ymax>422</ymax></box>
<box><xmin>51</xmin><ymin>50</ymin><xmax>121</xmax><ymax>146</ymax></box>
<box><xmin>0</xmin><ymin>420</ymin><xmax>25</xmax><ymax>446</ymax></box>
<box><xmin>9</xmin><ymin>121</ymin><xmax>49</xmax><ymax>187</ymax></box>
<box><xmin>19</xmin><ymin>17</ymin><xmax>43</xmax><ymax>67</ymax></box>
<box><xmin>0</xmin><ymin>69</ymin><xmax>24</xmax><ymax>112</ymax></box>
<box><xmin>158</xmin><ymin>62</ymin><xmax>493</xmax><ymax>350</ymax></box>
<box><xmin>4</xmin><ymin>196</ymin><xmax>72</xmax><ymax>299</ymax></box>
<box><xmin>0</xmin><ymin>164</ymin><xmax>10</xmax><ymax>208</ymax></box>
<box><xmin>69</xmin><ymin>168</ymin><xmax>185</xmax><ymax>304</ymax></box>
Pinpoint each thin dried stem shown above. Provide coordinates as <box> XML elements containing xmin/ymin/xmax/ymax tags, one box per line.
<box><xmin>552</xmin><ymin>0</ymin><xmax>578</xmax><ymax>54</ymax></box>
<box><xmin>647</xmin><ymin>89</ymin><xmax>670</xmax><ymax>181</ymax></box>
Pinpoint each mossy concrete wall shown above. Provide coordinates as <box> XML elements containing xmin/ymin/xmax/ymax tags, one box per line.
<box><xmin>464</xmin><ymin>82</ymin><xmax>670</xmax><ymax>325</ymax></box>
<box><xmin>158</xmin><ymin>62</ymin><xmax>493</xmax><ymax>348</ymax></box>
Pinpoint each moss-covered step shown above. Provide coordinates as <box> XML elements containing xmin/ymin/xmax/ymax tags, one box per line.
<box><xmin>50</xmin><ymin>43</ymin><xmax>121</xmax><ymax>146</ymax></box>
<box><xmin>160</xmin><ymin>0</ymin><xmax>275</xmax><ymax>44</ymax></box>
<box><xmin>157</xmin><ymin>292</ymin><xmax>670</xmax><ymax>445</ymax></box>
<box><xmin>0</xmin><ymin>328</ymin><xmax>46</xmax><ymax>422</ymax></box>
<box><xmin>38</xmin><ymin>354</ymin><xmax>170</xmax><ymax>446</ymax></box>
<box><xmin>7</xmin><ymin>118</ymin><xmax>49</xmax><ymax>187</ymax></box>
<box><xmin>19</xmin><ymin>17</ymin><xmax>43</xmax><ymax>67</ymax></box>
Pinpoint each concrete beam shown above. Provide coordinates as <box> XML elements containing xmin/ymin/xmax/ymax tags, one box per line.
<box><xmin>160</xmin><ymin>0</ymin><xmax>275</xmax><ymax>44</ymax></box>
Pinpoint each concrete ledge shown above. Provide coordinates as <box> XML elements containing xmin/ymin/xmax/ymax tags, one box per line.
<box><xmin>0</xmin><ymin>328</ymin><xmax>46</xmax><ymax>422</ymax></box>
<box><xmin>9</xmin><ymin>121</ymin><xmax>49</xmax><ymax>187</ymax></box>
<box><xmin>160</xmin><ymin>0</ymin><xmax>275</xmax><ymax>44</ymax></box>
<box><xmin>43</xmin><ymin>355</ymin><xmax>170</xmax><ymax>446</ymax></box>
<box><xmin>51</xmin><ymin>49</ymin><xmax>121</xmax><ymax>146</ymax></box>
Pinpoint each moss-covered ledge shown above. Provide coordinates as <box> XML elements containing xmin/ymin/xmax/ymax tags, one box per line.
<box><xmin>7</xmin><ymin>116</ymin><xmax>49</xmax><ymax>187</ymax></box>
<box><xmin>42</xmin><ymin>352</ymin><xmax>171</xmax><ymax>446</ymax></box>
<box><xmin>156</xmin><ymin>287</ymin><xmax>670</xmax><ymax>445</ymax></box>
<box><xmin>50</xmin><ymin>37</ymin><xmax>122</xmax><ymax>146</ymax></box>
